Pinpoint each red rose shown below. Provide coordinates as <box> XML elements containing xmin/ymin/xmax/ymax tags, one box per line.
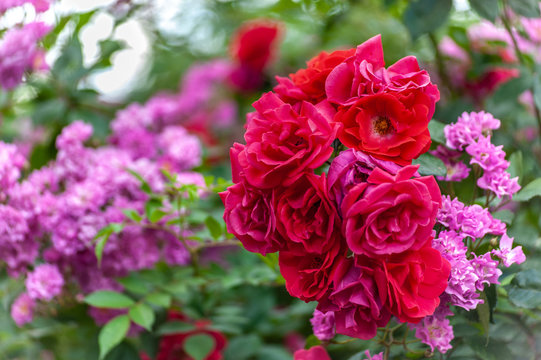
<box><xmin>220</xmin><ymin>177</ymin><xmax>285</xmax><ymax>255</ymax></box>
<box><xmin>276</xmin><ymin>174</ymin><xmax>342</xmax><ymax>254</ymax></box>
<box><xmin>318</xmin><ymin>259</ymin><xmax>391</xmax><ymax>339</ymax></box>
<box><xmin>230</xmin><ymin>20</ymin><xmax>281</xmax><ymax>72</ymax></box>
<box><xmin>341</xmin><ymin>165</ymin><xmax>441</xmax><ymax>257</ymax></box>
<box><xmin>294</xmin><ymin>346</ymin><xmax>332</xmax><ymax>360</ymax></box>
<box><xmin>140</xmin><ymin>311</ymin><xmax>227</xmax><ymax>360</ymax></box>
<box><xmin>238</xmin><ymin>92</ymin><xmax>339</xmax><ymax>188</ymax></box>
<box><xmin>372</xmin><ymin>247</ymin><xmax>451</xmax><ymax>323</ymax></box>
<box><xmin>325</xmin><ymin>35</ymin><xmax>439</xmax><ymax>113</ymax></box>
<box><xmin>279</xmin><ymin>243</ymin><xmax>345</xmax><ymax>302</ymax></box>
<box><xmin>289</xmin><ymin>48</ymin><xmax>355</xmax><ymax>103</ymax></box>
<box><xmin>333</xmin><ymin>93</ymin><xmax>432</xmax><ymax>165</ymax></box>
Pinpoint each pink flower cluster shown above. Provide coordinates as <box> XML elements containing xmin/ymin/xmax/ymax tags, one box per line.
<box><xmin>5</xmin><ymin>117</ymin><xmax>203</xmax><ymax>327</ymax></box>
<box><xmin>442</xmin><ymin>111</ymin><xmax>520</xmax><ymax>198</ymax></box>
<box><xmin>410</xmin><ymin>194</ymin><xmax>525</xmax><ymax>353</ymax></box>
<box><xmin>0</xmin><ymin>0</ymin><xmax>51</xmax><ymax>13</ymax></box>
<box><xmin>0</xmin><ymin>21</ymin><xmax>51</xmax><ymax>89</ymax></box>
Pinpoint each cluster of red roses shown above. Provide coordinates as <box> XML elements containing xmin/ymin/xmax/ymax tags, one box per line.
<box><xmin>221</xmin><ymin>35</ymin><xmax>451</xmax><ymax>339</ymax></box>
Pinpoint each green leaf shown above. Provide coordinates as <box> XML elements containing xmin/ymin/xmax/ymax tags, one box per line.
<box><xmin>31</xmin><ymin>98</ymin><xmax>68</xmax><ymax>125</ymax></box>
<box><xmin>90</xmin><ymin>39</ymin><xmax>126</xmax><ymax>71</ymax></box>
<box><xmin>205</xmin><ymin>216</ymin><xmax>222</xmax><ymax>240</ymax></box>
<box><xmin>183</xmin><ymin>334</ymin><xmax>215</xmax><ymax>360</ymax></box>
<box><xmin>122</xmin><ymin>209</ymin><xmax>142</xmax><ymax>223</ymax></box>
<box><xmin>491</xmin><ymin>210</ymin><xmax>514</xmax><ymax>224</ymax></box>
<box><xmin>305</xmin><ymin>334</ymin><xmax>322</xmax><ymax>349</ymax></box>
<box><xmin>99</xmin><ymin>314</ymin><xmax>130</xmax><ymax>360</ymax></box>
<box><xmin>224</xmin><ymin>335</ymin><xmax>262</xmax><ymax>360</ymax></box>
<box><xmin>128</xmin><ymin>303</ymin><xmax>155</xmax><ymax>331</ymax></box>
<box><xmin>508</xmin><ymin>151</ymin><xmax>523</xmax><ymax>183</ymax></box>
<box><xmin>507</xmin><ymin>270</ymin><xmax>541</xmax><ymax>309</ymax></box>
<box><xmin>95</xmin><ymin>234</ymin><xmax>110</xmax><ymax>266</ymax></box>
<box><xmin>157</xmin><ymin>321</ymin><xmax>196</xmax><ymax>335</ymax></box>
<box><xmin>412</xmin><ymin>153</ymin><xmax>447</xmax><ymax>177</ymax></box>
<box><xmin>403</xmin><ymin>0</ymin><xmax>453</xmax><ymax>39</ymax></box>
<box><xmin>508</xmin><ymin>0</ymin><xmax>541</xmax><ymax>18</ymax></box>
<box><xmin>477</xmin><ymin>292</ymin><xmax>490</xmax><ymax>336</ymax></box>
<box><xmin>149</xmin><ymin>208</ymin><xmax>168</xmax><ymax>223</ymax></box>
<box><xmin>126</xmin><ymin>168</ymin><xmax>152</xmax><ymax>194</ymax></box>
<box><xmin>507</xmin><ymin>287</ymin><xmax>541</xmax><ymax>309</ymax></box>
<box><xmin>145</xmin><ymin>292</ymin><xmax>172</xmax><ymax>308</ymax></box>
<box><xmin>145</xmin><ymin>198</ymin><xmax>164</xmax><ymax>220</ymax></box>
<box><xmin>85</xmin><ymin>291</ymin><xmax>135</xmax><ymax>309</ymax></box>
<box><xmin>116</xmin><ymin>275</ymin><xmax>150</xmax><ymax>295</ymax></box>
<box><xmin>470</xmin><ymin>0</ymin><xmax>500</xmax><ymax>21</ymax></box>
<box><xmin>513</xmin><ymin>178</ymin><xmax>541</xmax><ymax>201</ymax></box>
<box><xmin>428</xmin><ymin>119</ymin><xmax>446</xmax><ymax>144</ymax></box>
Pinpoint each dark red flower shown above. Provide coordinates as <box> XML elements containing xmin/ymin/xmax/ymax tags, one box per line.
<box><xmin>275</xmin><ymin>173</ymin><xmax>342</xmax><ymax>254</ymax></box>
<box><xmin>220</xmin><ymin>176</ymin><xmax>285</xmax><ymax>255</ymax></box>
<box><xmin>293</xmin><ymin>345</ymin><xmax>332</xmax><ymax>360</ymax></box>
<box><xmin>318</xmin><ymin>259</ymin><xmax>391</xmax><ymax>339</ymax></box>
<box><xmin>140</xmin><ymin>311</ymin><xmax>227</xmax><ymax>360</ymax></box>
<box><xmin>341</xmin><ymin>165</ymin><xmax>441</xmax><ymax>257</ymax></box>
<box><xmin>279</xmin><ymin>242</ymin><xmax>345</xmax><ymax>302</ymax></box>
<box><xmin>230</xmin><ymin>20</ymin><xmax>282</xmax><ymax>72</ymax></box>
<box><xmin>333</xmin><ymin>92</ymin><xmax>432</xmax><ymax>165</ymax></box>
<box><xmin>372</xmin><ymin>247</ymin><xmax>451</xmax><ymax>323</ymax></box>
<box><xmin>237</xmin><ymin>92</ymin><xmax>339</xmax><ymax>189</ymax></box>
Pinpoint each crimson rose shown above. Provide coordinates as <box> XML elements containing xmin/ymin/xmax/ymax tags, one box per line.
<box><xmin>342</xmin><ymin>165</ymin><xmax>441</xmax><ymax>257</ymax></box>
<box><xmin>238</xmin><ymin>92</ymin><xmax>339</xmax><ymax>188</ymax></box>
<box><xmin>279</xmin><ymin>243</ymin><xmax>345</xmax><ymax>302</ymax></box>
<box><xmin>276</xmin><ymin>173</ymin><xmax>342</xmax><ymax>254</ymax></box>
<box><xmin>333</xmin><ymin>93</ymin><xmax>432</xmax><ymax>165</ymax></box>
<box><xmin>318</xmin><ymin>259</ymin><xmax>391</xmax><ymax>339</ymax></box>
<box><xmin>372</xmin><ymin>247</ymin><xmax>451</xmax><ymax>323</ymax></box>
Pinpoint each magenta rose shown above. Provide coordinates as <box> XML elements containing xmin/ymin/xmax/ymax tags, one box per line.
<box><xmin>327</xmin><ymin>149</ymin><xmax>401</xmax><ymax>210</ymax></box>
<box><xmin>276</xmin><ymin>173</ymin><xmax>342</xmax><ymax>253</ymax></box>
<box><xmin>372</xmin><ymin>246</ymin><xmax>451</xmax><ymax>323</ymax></box>
<box><xmin>220</xmin><ymin>179</ymin><xmax>285</xmax><ymax>255</ymax></box>
<box><xmin>279</xmin><ymin>243</ymin><xmax>345</xmax><ymax>302</ymax></box>
<box><xmin>341</xmin><ymin>165</ymin><xmax>441</xmax><ymax>257</ymax></box>
<box><xmin>318</xmin><ymin>259</ymin><xmax>391</xmax><ymax>339</ymax></box>
<box><xmin>237</xmin><ymin>92</ymin><xmax>339</xmax><ymax>188</ymax></box>
<box><xmin>293</xmin><ymin>346</ymin><xmax>331</xmax><ymax>360</ymax></box>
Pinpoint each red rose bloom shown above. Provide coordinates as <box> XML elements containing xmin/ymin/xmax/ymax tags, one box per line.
<box><xmin>276</xmin><ymin>174</ymin><xmax>342</xmax><ymax>253</ymax></box>
<box><xmin>230</xmin><ymin>20</ymin><xmax>281</xmax><ymax>72</ymax></box>
<box><xmin>238</xmin><ymin>92</ymin><xmax>339</xmax><ymax>188</ymax></box>
<box><xmin>140</xmin><ymin>311</ymin><xmax>227</xmax><ymax>360</ymax></box>
<box><xmin>294</xmin><ymin>346</ymin><xmax>332</xmax><ymax>360</ymax></box>
<box><xmin>372</xmin><ymin>247</ymin><xmax>451</xmax><ymax>323</ymax></box>
<box><xmin>318</xmin><ymin>259</ymin><xmax>391</xmax><ymax>339</ymax></box>
<box><xmin>325</xmin><ymin>35</ymin><xmax>439</xmax><ymax>113</ymax></box>
<box><xmin>333</xmin><ymin>93</ymin><xmax>432</xmax><ymax>165</ymax></box>
<box><xmin>229</xmin><ymin>20</ymin><xmax>282</xmax><ymax>92</ymax></box>
<box><xmin>220</xmin><ymin>176</ymin><xmax>285</xmax><ymax>255</ymax></box>
<box><xmin>279</xmin><ymin>243</ymin><xmax>345</xmax><ymax>302</ymax></box>
<box><xmin>341</xmin><ymin>165</ymin><xmax>441</xmax><ymax>257</ymax></box>
<box><xmin>289</xmin><ymin>48</ymin><xmax>356</xmax><ymax>102</ymax></box>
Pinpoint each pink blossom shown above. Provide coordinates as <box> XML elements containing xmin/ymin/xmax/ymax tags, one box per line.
<box><xmin>493</xmin><ymin>233</ymin><xmax>526</xmax><ymax>267</ymax></box>
<box><xmin>11</xmin><ymin>293</ymin><xmax>35</xmax><ymax>326</ymax></box>
<box><xmin>25</xmin><ymin>264</ymin><xmax>64</xmax><ymax>301</ymax></box>
<box><xmin>0</xmin><ymin>22</ymin><xmax>52</xmax><ymax>89</ymax></box>
<box><xmin>411</xmin><ymin>314</ymin><xmax>454</xmax><ymax>353</ymax></box>
<box><xmin>310</xmin><ymin>309</ymin><xmax>335</xmax><ymax>341</ymax></box>
<box><xmin>477</xmin><ymin>170</ymin><xmax>520</xmax><ymax>199</ymax></box>
<box><xmin>466</xmin><ymin>135</ymin><xmax>508</xmax><ymax>172</ymax></box>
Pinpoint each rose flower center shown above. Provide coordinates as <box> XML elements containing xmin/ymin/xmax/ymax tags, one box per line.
<box><xmin>372</xmin><ymin>116</ymin><xmax>394</xmax><ymax>136</ymax></box>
